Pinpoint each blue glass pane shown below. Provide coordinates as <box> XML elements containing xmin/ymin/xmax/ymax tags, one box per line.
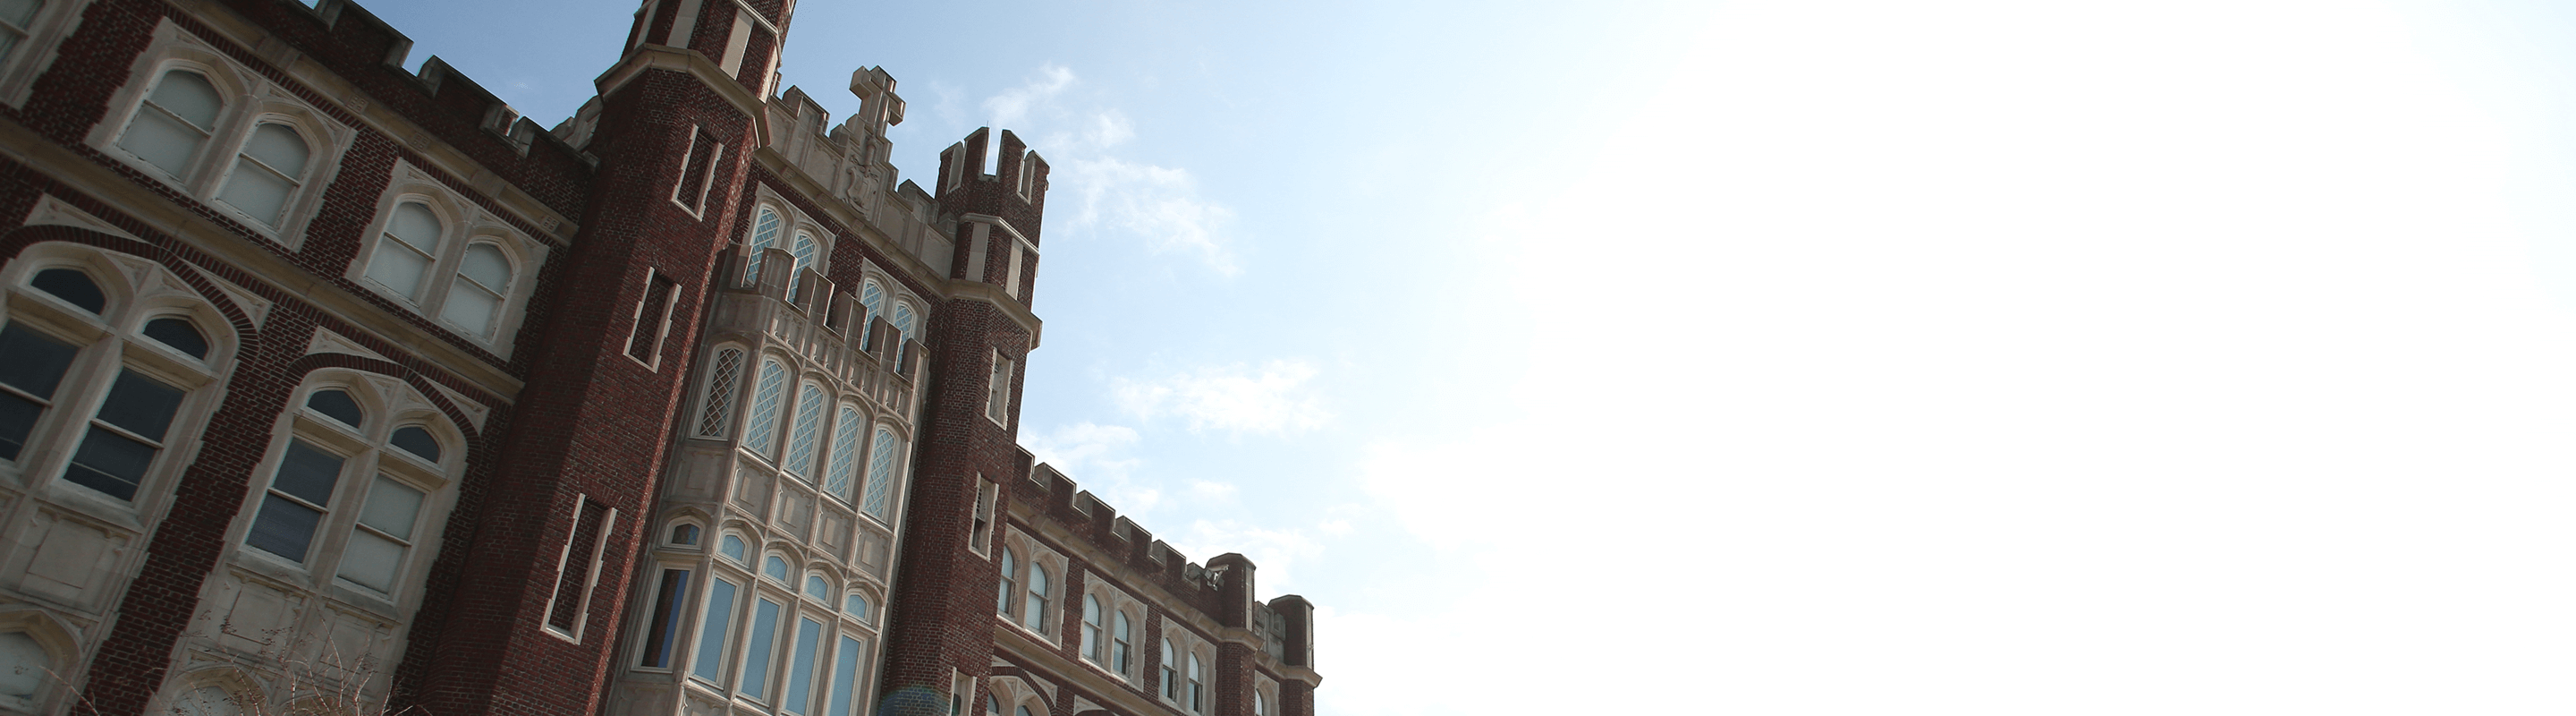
<box><xmin>305</xmin><ymin>389</ymin><xmax>362</xmax><ymax>427</ymax></box>
<box><xmin>691</xmin><ymin>578</ymin><xmax>739</xmax><ymax>682</ymax></box>
<box><xmin>783</xmin><ymin>618</ymin><xmax>821</xmax><ymax>713</ymax></box>
<box><xmin>30</xmin><ymin>268</ymin><xmax>104</xmax><ymax>313</ymax></box>
<box><xmin>0</xmin><ymin>324</ymin><xmax>78</xmax><ymax>400</ymax></box>
<box><xmin>827</xmin><ymin>635</ymin><xmax>860</xmax><ymax>716</ymax></box>
<box><xmin>142</xmin><ymin>318</ymin><xmax>208</xmax><ymax>359</ymax></box>
<box><xmin>390</xmin><ymin>426</ymin><xmax>441</xmax><ymax>463</ymax></box>
<box><xmin>94</xmin><ymin>371</ymin><xmax>182</xmax><ymax>440</ymax></box>
<box><xmin>720</xmin><ymin>534</ymin><xmax>747</xmax><ymax>563</ymax></box>
<box><xmin>765</xmin><ymin>555</ymin><xmax>788</xmax><ymax>582</ymax></box>
<box><xmin>804</xmin><ymin>575</ymin><xmax>828</xmax><ymax>601</ymax></box>
<box><xmin>63</xmin><ymin>426</ymin><xmax>152</xmax><ymax>500</ymax></box>
<box><xmin>740</xmin><ymin>598</ymin><xmax>783</xmax><ymax>699</ymax></box>
<box><xmin>640</xmin><ymin>569</ymin><xmax>691</xmax><ymax>669</ymax></box>
<box><xmin>843</xmin><ymin>593</ymin><xmax>869</xmax><ymax>620</ymax></box>
<box><xmin>246</xmin><ymin>493</ymin><xmax>323</xmax><ymax>561</ymax></box>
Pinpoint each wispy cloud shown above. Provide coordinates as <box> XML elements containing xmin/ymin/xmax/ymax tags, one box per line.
<box><xmin>1110</xmin><ymin>360</ymin><xmax>1330</xmax><ymax>437</ymax></box>
<box><xmin>1166</xmin><ymin>518</ymin><xmax>1325</xmax><ymax>592</ymax></box>
<box><xmin>971</xmin><ymin>65</ymin><xmax>1241</xmax><ymax>275</ymax></box>
<box><xmin>1022</xmin><ymin>422</ymin><xmax>1159</xmax><ymax>512</ymax></box>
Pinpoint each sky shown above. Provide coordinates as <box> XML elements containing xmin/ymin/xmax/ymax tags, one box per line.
<box><xmin>374</xmin><ymin>1</ymin><xmax>2576</xmax><ymax>713</ymax></box>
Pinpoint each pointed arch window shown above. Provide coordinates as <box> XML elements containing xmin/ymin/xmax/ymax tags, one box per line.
<box><xmin>1188</xmin><ymin>652</ymin><xmax>1205</xmax><ymax>712</ymax></box>
<box><xmin>216</xmin><ymin>122</ymin><xmax>311</xmax><ymax>227</ymax></box>
<box><xmin>791</xmin><ymin>230</ymin><xmax>818</xmax><ymax>276</ymax></box>
<box><xmin>744</xmin><ymin>207</ymin><xmax>782</xmax><ymax>285</ymax></box>
<box><xmin>1081</xmin><ymin>595</ymin><xmax>1104</xmax><ymax>661</ymax></box>
<box><xmin>695</xmin><ymin>348</ymin><xmax>745</xmax><ymax>438</ymax></box>
<box><xmin>996</xmin><ymin>550</ymin><xmax>1017</xmax><ymax>616</ymax></box>
<box><xmin>116</xmin><ymin>69</ymin><xmax>221</xmax><ymax>178</ymax></box>
<box><xmin>859</xmin><ymin>280</ymin><xmax>885</xmax><ymax>328</ymax></box>
<box><xmin>439</xmin><ymin>243</ymin><xmax>513</xmax><ymax>338</ymax></box>
<box><xmin>244</xmin><ymin>383</ymin><xmax>452</xmax><ymax>598</ymax></box>
<box><xmin>1113</xmin><ymin>610</ymin><xmax>1133</xmax><ymax>674</ymax></box>
<box><xmin>741</xmin><ymin>359</ymin><xmax>788</xmax><ymax>458</ymax></box>
<box><xmin>860</xmin><ymin>427</ymin><xmax>898</xmax><ymax>520</ymax></box>
<box><xmin>1160</xmin><ymin>640</ymin><xmax>1178</xmax><ymax>698</ymax></box>
<box><xmin>1022</xmin><ymin>565</ymin><xmax>1049</xmax><ymax>631</ymax></box>
<box><xmin>891</xmin><ymin>303</ymin><xmax>918</xmax><ymax>360</ymax></box>
<box><xmin>823</xmin><ymin>405</ymin><xmax>862</xmax><ymax>502</ymax></box>
<box><xmin>366</xmin><ymin>202</ymin><xmax>442</xmax><ymax>301</ymax></box>
<box><xmin>784</xmin><ymin>383</ymin><xmax>827</xmax><ymax>478</ymax></box>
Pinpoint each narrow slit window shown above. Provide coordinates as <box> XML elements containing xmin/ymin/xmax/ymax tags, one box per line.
<box><xmin>545</xmin><ymin>498</ymin><xmax>615</xmax><ymax>637</ymax></box>
<box><xmin>985</xmin><ymin>353</ymin><xmax>1013</xmax><ymax>425</ymax></box>
<box><xmin>739</xmin><ymin>596</ymin><xmax>784</xmax><ymax>700</ymax></box>
<box><xmin>741</xmin><ymin>359</ymin><xmax>787</xmax><ymax>458</ymax></box>
<box><xmin>784</xmin><ymin>383</ymin><xmax>827</xmax><ymax>478</ymax></box>
<box><xmin>860</xmin><ymin>427</ymin><xmax>898</xmax><ymax>520</ymax></box>
<box><xmin>674</xmin><ymin>128</ymin><xmax>724</xmax><ymax>215</ymax></box>
<box><xmin>691</xmin><ymin>576</ymin><xmax>741</xmax><ymax>683</ymax></box>
<box><xmin>696</xmin><ymin>348</ymin><xmax>745</xmax><ymax>438</ymax></box>
<box><xmin>639</xmin><ymin>568</ymin><xmax>693</xmax><ymax>669</ymax></box>
<box><xmin>626</xmin><ymin>269</ymin><xmax>680</xmax><ymax>364</ymax></box>
<box><xmin>823</xmin><ymin>405</ymin><xmax>862</xmax><ymax>503</ymax></box>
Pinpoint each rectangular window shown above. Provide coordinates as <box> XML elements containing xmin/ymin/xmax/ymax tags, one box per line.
<box><xmin>335</xmin><ymin>475</ymin><xmax>426</xmax><ymax>593</ymax></box>
<box><xmin>673</xmin><ymin>127</ymin><xmax>724</xmax><ymax>216</ymax></box>
<box><xmin>63</xmin><ymin>369</ymin><xmax>183</xmax><ymax>500</ymax></box>
<box><xmin>247</xmin><ymin>439</ymin><xmax>345</xmax><ymax>561</ymax></box>
<box><xmin>740</xmin><ymin>597</ymin><xmax>784</xmax><ymax>700</ymax></box>
<box><xmin>691</xmin><ymin>576</ymin><xmax>741</xmax><ymax>683</ymax></box>
<box><xmin>783</xmin><ymin>617</ymin><xmax>823</xmax><ymax>713</ymax></box>
<box><xmin>0</xmin><ymin>323</ymin><xmax>80</xmax><ymax>461</ymax></box>
<box><xmin>545</xmin><ymin>497</ymin><xmax>616</xmax><ymax>638</ymax></box>
<box><xmin>984</xmin><ymin>353</ymin><xmax>1013</xmax><ymax>426</ymax></box>
<box><xmin>827</xmin><ymin>635</ymin><xmax>862</xmax><ymax>716</ymax></box>
<box><xmin>969</xmin><ymin>477</ymin><xmax>996</xmax><ymax>557</ymax></box>
<box><xmin>626</xmin><ymin>269</ymin><xmax>681</xmax><ymax>366</ymax></box>
<box><xmin>639</xmin><ymin>568</ymin><xmax>694</xmax><ymax>669</ymax></box>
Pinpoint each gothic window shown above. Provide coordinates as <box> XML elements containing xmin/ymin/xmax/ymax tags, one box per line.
<box><xmin>1161</xmin><ymin>639</ymin><xmax>1177</xmax><ymax>699</ymax></box>
<box><xmin>803</xmin><ymin>575</ymin><xmax>830</xmax><ymax>601</ymax></box>
<box><xmin>114</xmin><ymin>69</ymin><xmax>220</xmax><ymax>179</ymax></box>
<box><xmin>784</xmin><ymin>382</ymin><xmax>827</xmax><ymax>478</ymax></box>
<box><xmin>890</xmin><ymin>302</ymin><xmax>918</xmax><ymax>363</ymax></box>
<box><xmin>763</xmin><ymin>553</ymin><xmax>790</xmax><ymax>583</ymax></box>
<box><xmin>860</xmin><ymin>427</ymin><xmax>898</xmax><ymax>521</ymax></box>
<box><xmin>666</xmin><ymin>523</ymin><xmax>701</xmax><ymax>547</ymax></box>
<box><xmin>364</xmin><ymin>202</ymin><xmax>441</xmax><ymax>301</ymax></box>
<box><xmin>744</xmin><ymin>207</ymin><xmax>781</xmax><ymax>286</ymax></box>
<box><xmin>1113</xmin><ymin>610</ymin><xmax>1133</xmax><ymax>675</ymax></box>
<box><xmin>1188</xmin><ymin>652</ymin><xmax>1205</xmax><ymax>712</ymax></box>
<box><xmin>1081</xmin><ymin>595</ymin><xmax>1104</xmax><ymax>662</ymax></box>
<box><xmin>719</xmin><ymin>533</ymin><xmax>749</xmax><ymax>564</ymax></box>
<box><xmin>822</xmin><ymin>405</ymin><xmax>862</xmax><ymax>503</ymax></box>
<box><xmin>858</xmin><ymin>279</ymin><xmax>884</xmax><ymax>329</ymax></box>
<box><xmin>996</xmin><ymin>550</ymin><xmax>1017</xmax><ymax>617</ymax></box>
<box><xmin>213</xmin><ymin>122</ymin><xmax>311</xmax><ymax>229</ymax></box>
<box><xmin>741</xmin><ymin>359</ymin><xmax>788</xmax><ymax>459</ymax></box>
<box><xmin>3</xmin><ymin>256</ymin><xmax>227</xmax><ymax>509</ymax></box>
<box><xmin>843</xmin><ymin>592</ymin><xmax>871</xmax><ymax>623</ymax></box>
<box><xmin>1255</xmin><ymin>692</ymin><xmax>1267</xmax><ymax>716</ymax></box>
<box><xmin>694</xmin><ymin>347</ymin><xmax>745</xmax><ymax>438</ymax></box>
<box><xmin>243</xmin><ymin>382</ymin><xmax>454</xmax><ymax>600</ymax></box>
<box><xmin>791</xmin><ymin>230</ymin><xmax>818</xmax><ymax>276</ymax></box>
<box><xmin>438</xmin><ymin>243</ymin><xmax>514</xmax><ymax>339</ymax></box>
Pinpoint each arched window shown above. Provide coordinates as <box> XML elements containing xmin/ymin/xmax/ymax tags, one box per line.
<box><xmin>142</xmin><ymin>317</ymin><xmax>208</xmax><ymax>359</ymax></box>
<box><xmin>171</xmin><ymin>685</ymin><xmax>242</xmax><ymax>716</ymax></box>
<box><xmin>61</xmin><ymin>367</ymin><xmax>185</xmax><ymax>500</ymax></box>
<box><xmin>803</xmin><ymin>575</ymin><xmax>830</xmax><ymax>601</ymax></box>
<box><xmin>843</xmin><ymin>592</ymin><xmax>871</xmax><ymax>622</ymax></box>
<box><xmin>744</xmin><ymin>207</ymin><xmax>781</xmax><ymax>285</ymax></box>
<box><xmin>4</xmin><ymin>261</ymin><xmax>225</xmax><ymax>506</ymax></box>
<box><xmin>996</xmin><ymin>550</ymin><xmax>1016</xmax><ymax>616</ymax></box>
<box><xmin>859</xmin><ymin>280</ymin><xmax>884</xmax><ymax>328</ymax></box>
<box><xmin>116</xmin><ymin>69</ymin><xmax>221</xmax><ymax>178</ymax></box>
<box><xmin>216</xmin><ymin>122</ymin><xmax>311</xmax><ymax>227</ymax></box>
<box><xmin>694</xmin><ymin>348</ymin><xmax>745</xmax><ymax>439</ymax></box>
<box><xmin>860</xmin><ymin>427</ymin><xmax>898</xmax><ymax>520</ymax></box>
<box><xmin>741</xmin><ymin>359</ymin><xmax>787</xmax><ymax>458</ymax></box>
<box><xmin>1016</xmin><ymin>706</ymin><xmax>1034</xmax><ymax>716</ymax></box>
<box><xmin>1188</xmin><ymin>652</ymin><xmax>1204</xmax><ymax>712</ymax></box>
<box><xmin>30</xmin><ymin>268</ymin><xmax>102</xmax><ymax>312</ymax></box>
<box><xmin>1022</xmin><ymin>565</ymin><xmax>1049</xmax><ymax>632</ymax></box>
<box><xmin>0</xmin><ymin>631</ymin><xmax>47</xmax><ymax>706</ymax></box>
<box><xmin>985</xmin><ymin>695</ymin><xmax>1001</xmax><ymax>716</ymax></box>
<box><xmin>438</xmin><ymin>243</ymin><xmax>512</xmax><ymax>337</ymax></box>
<box><xmin>719</xmin><ymin>533</ymin><xmax>747</xmax><ymax>563</ymax></box>
<box><xmin>244</xmin><ymin>381</ymin><xmax>450</xmax><ymax>597</ymax></box>
<box><xmin>1113</xmin><ymin>610</ymin><xmax>1132</xmax><ymax>674</ymax></box>
<box><xmin>365</xmin><ymin>202</ymin><xmax>442</xmax><ymax>301</ymax></box>
<box><xmin>1081</xmin><ymin>595</ymin><xmax>1104</xmax><ymax>661</ymax></box>
<box><xmin>823</xmin><ymin>405</ymin><xmax>862</xmax><ymax>503</ymax></box>
<box><xmin>791</xmin><ymin>230</ymin><xmax>818</xmax><ymax>275</ymax></box>
<box><xmin>763</xmin><ymin>554</ymin><xmax>790</xmax><ymax>582</ymax></box>
<box><xmin>891</xmin><ymin>302</ymin><xmax>917</xmax><ymax>359</ymax></box>
<box><xmin>1254</xmin><ymin>692</ymin><xmax>1267</xmax><ymax>716</ymax></box>
<box><xmin>783</xmin><ymin>383</ymin><xmax>826</xmax><ymax>478</ymax></box>
<box><xmin>668</xmin><ymin>523</ymin><xmax>701</xmax><ymax>546</ymax></box>
<box><xmin>1160</xmin><ymin>640</ymin><xmax>1177</xmax><ymax>698</ymax></box>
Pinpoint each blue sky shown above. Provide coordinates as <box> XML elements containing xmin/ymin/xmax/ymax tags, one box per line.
<box><xmin>377</xmin><ymin>1</ymin><xmax>2576</xmax><ymax>713</ymax></box>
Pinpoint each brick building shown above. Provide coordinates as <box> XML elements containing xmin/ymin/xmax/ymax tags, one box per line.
<box><xmin>0</xmin><ymin>1</ymin><xmax>1319</xmax><ymax>715</ymax></box>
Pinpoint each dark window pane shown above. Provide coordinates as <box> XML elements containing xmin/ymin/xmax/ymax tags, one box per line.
<box><xmin>63</xmin><ymin>426</ymin><xmax>152</xmax><ymax>500</ymax></box>
<box><xmin>270</xmin><ymin>440</ymin><xmax>343</xmax><ymax>506</ymax></box>
<box><xmin>0</xmin><ymin>324</ymin><xmax>79</xmax><ymax>399</ymax></box>
<box><xmin>306</xmin><ymin>389</ymin><xmax>362</xmax><ymax>427</ymax></box>
<box><xmin>142</xmin><ymin>318</ymin><xmax>208</xmax><ymax>359</ymax></box>
<box><xmin>640</xmin><ymin>569</ymin><xmax>692</xmax><ymax>668</ymax></box>
<box><xmin>247</xmin><ymin>493</ymin><xmax>323</xmax><ymax>561</ymax></box>
<box><xmin>30</xmin><ymin>268</ymin><xmax>104</xmax><ymax>313</ymax></box>
<box><xmin>389</xmin><ymin>426</ymin><xmax>439</xmax><ymax>463</ymax></box>
<box><xmin>94</xmin><ymin>371</ymin><xmax>182</xmax><ymax>441</ymax></box>
<box><xmin>0</xmin><ymin>393</ymin><xmax>38</xmax><ymax>460</ymax></box>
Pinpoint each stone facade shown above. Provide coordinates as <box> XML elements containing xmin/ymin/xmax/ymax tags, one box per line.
<box><xmin>0</xmin><ymin>1</ymin><xmax>1318</xmax><ymax>715</ymax></box>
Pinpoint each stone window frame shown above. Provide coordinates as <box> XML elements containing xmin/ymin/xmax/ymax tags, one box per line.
<box><xmin>343</xmin><ymin>165</ymin><xmax>547</xmax><ymax>356</ymax></box>
<box><xmin>225</xmin><ymin>371</ymin><xmax>468</xmax><ymax>619</ymax></box>
<box><xmin>994</xmin><ymin>527</ymin><xmax>1067</xmax><ymax>646</ymax></box>
<box><xmin>148</xmin><ymin>662</ymin><xmax>266</xmax><ymax>716</ymax></box>
<box><xmin>83</xmin><ymin>21</ymin><xmax>353</xmax><ymax>248</ymax></box>
<box><xmin>983</xmin><ymin>674</ymin><xmax>1050</xmax><ymax>716</ymax></box>
<box><xmin>1</xmin><ymin>242</ymin><xmax>234</xmax><ymax>524</ymax></box>
<box><xmin>0</xmin><ymin>0</ymin><xmax>98</xmax><ymax>108</ymax></box>
<box><xmin>1157</xmin><ymin>616</ymin><xmax>1217</xmax><ymax>714</ymax></box>
<box><xmin>687</xmin><ymin>342</ymin><xmax>750</xmax><ymax>441</ymax></box>
<box><xmin>853</xmin><ymin>419</ymin><xmax>909</xmax><ymax>527</ymax></box>
<box><xmin>0</xmin><ymin>607</ymin><xmax>79</xmax><ymax>713</ymax></box>
<box><xmin>1079</xmin><ymin>572</ymin><xmax>1147</xmax><ymax>683</ymax></box>
<box><xmin>744</xmin><ymin>186</ymin><xmax>840</xmax><ymax>279</ymax></box>
<box><xmin>662</xmin><ymin>514</ymin><xmax>708</xmax><ymax>550</ymax></box>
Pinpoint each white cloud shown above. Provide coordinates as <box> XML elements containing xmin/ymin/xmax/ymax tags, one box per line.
<box><xmin>1165</xmin><ymin>519</ymin><xmax>1324</xmax><ymax>594</ymax></box>
<box><xmin>1110</xmin><ymin>360</ymin><xmax>1329</xmax><ymax>436</ymax></box>
<box><xmin>966</xmin><ymin>65</ymin><xmax>1240</xmax><ymax>275</ymax></box>
<box><xmin>1021</xmin><ymin>422</ymin><xmax>1158</xmax><ymax>512</ymax></box>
